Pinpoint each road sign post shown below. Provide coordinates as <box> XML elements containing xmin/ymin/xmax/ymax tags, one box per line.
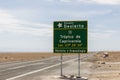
<box><xmin>53</xmin><ymin>20</ymin><xmax>88</xmax><ymax>77</ymax></box>
<box><xmin>78</xmin><ymin>53</ymin><xmax>80</xmax><ymax>77</ymax></box>
<box><xmin>60</xmin><ymin>53</ymin><xmax>63</xmax><ymax>76</ymax></box>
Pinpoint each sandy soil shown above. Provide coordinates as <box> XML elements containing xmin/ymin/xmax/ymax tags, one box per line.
<box><xmin>0</xmin><ymin>52</ymin><xmax>78</xmax><ymax>62</ymax></box>
<box><xmin>0</xmin><ymin>51</ymin><xmax>120</xmax><ymax>80</ymax></box>
<box><xmin>95</xmin><ymin>51</ymin><xmax>120</xmax><ymax>62</ymax></box>
<box><xmin>0</xmin><ymin>52</ymin><xmax>59</xmax><ymax>62</ymax></box>
<box><xmin>89</xmin><ymin>51</ymin><xmax>120</xmax><ymax>80</ymax></box>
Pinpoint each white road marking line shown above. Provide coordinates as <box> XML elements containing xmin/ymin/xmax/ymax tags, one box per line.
<box><xmin>0</xmin><ymin>62</ymin><xmax>44</xmax><ymax>72</ymax></box>
<box><xmin>8</xmin><ymin>65</ymin><xmax>27</xmax><ymax>70</ymax></box>
<box><xmin>0</xmin><ymin>56</ymin><xmax>57</xmax><ymax>68</ymax></box>
<box><xmin>0</xmin><ymin>56</ymin><xmax>72</xmax><ymax>72</ymax></box>
<box><xmin>8</xmin><ymin>62</ymin><xmax>44</xmax><ymax>70</ymax></box>
<box><xmin>6</xmin><ymin>58</ymin><xmax>77</xmax><ymax>80</ymax></box>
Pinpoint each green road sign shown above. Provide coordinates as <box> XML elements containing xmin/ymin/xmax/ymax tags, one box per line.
<box><xmin>54</xmin><ymin>21</ymin><xmax>88</xmax><ymax>53</ymax></box>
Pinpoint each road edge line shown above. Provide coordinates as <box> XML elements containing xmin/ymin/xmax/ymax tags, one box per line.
<box><xmin>6</xmin><ymin>58</ymin><xmax>76</xmax><ymax>80</ymax></box>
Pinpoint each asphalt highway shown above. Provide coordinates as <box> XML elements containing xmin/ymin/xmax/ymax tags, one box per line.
<box><xmin>0</xmin><ymin>53</ymin><xmax>95</xmax><ymax>80</ymax></box>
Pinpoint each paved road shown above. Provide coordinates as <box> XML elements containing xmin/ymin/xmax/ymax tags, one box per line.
<box><xmin>0</xmin><ymin>53</ymin><xmax>96</xmax><ymax>80</ymax></box>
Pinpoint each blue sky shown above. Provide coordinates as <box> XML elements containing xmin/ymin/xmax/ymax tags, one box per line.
<box><xmin>0</xmin><ymin>0</ymin><xmax>120</xmax><ymax>52</ymax></box>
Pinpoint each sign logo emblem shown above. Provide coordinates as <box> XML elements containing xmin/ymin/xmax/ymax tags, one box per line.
<box><xmin>57</xmin><ymin>23</ymin><xmax>62</xmax><ymax>28</ymax></box>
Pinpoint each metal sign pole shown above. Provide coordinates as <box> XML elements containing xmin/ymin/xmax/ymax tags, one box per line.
<box><xmin>78</xmin><ymin>53</ymin><xmax>80</xmax><ymax>77</ymax></box>
<box><xmin>60</xmin><ymin>53</ymin><xmax>63</xmax><ymax>76</ymax></box>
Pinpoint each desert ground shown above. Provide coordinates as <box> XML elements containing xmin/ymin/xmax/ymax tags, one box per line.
<box><xmin>0</xmin><ymin>52</ymin><xmax>78</xmax><ymax>62</ymax></box>
<box><xmin>0</xmin><ymin>52</ymin><xmax>60</xmax><ymax>62</ymax></box>
<box><xmin>88</xmin><ymin>51</ymin><xmax>120</xmax><ymax>80</ymax></box>
<box><xmin>0</xmin><ymin>52</ymin><xmax>120</xmax><ymax>80</ymax></box>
